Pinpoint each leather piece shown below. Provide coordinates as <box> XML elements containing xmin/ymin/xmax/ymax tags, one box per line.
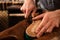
<box><xmin>0</xmin><ymin>19</ymin><xmax>60</xmax><ymax>40</ymax></box>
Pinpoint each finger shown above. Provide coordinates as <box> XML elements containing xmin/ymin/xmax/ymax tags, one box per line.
<box><xmin>32</xmin><ymin>13</ymin><xmax>45</xmax><ymax>20</ymax></box>
<box><xmin>20</xmin><ymin>6</ymin><xmax>23</xmax><ymax>11</ymax></box>
<box><xmin>22</xmin><ymin>9</ymin><xmax>26</xmax><ymax>13</ymax></box>
<box><xmin>35</xmin><ymin>16</ymin><xmax>48</xmax><ymax>33</ymax></box>
<box><xmin>21</xmin><ymin>6</ymin><xmax>26</xmax><ymax>13</ymax></box>
<box><xmin>55</xmin><ymin>19</ymin><xmax>59</xmax><ymax>28</ymax></box>
<box><xmin>32</xmin><ymin>9</ymin><xmax>37</xmax><ymax>17</ymax></box>
<box><xmin>25</xmin><ymin>8</ymin><xmax>31</xmax><ymax>18</ymax></box>
<box><xmin>46</xmin><ymin>22</ymin><xmax>55</xmax><ymax>33</ymax></box>
<box><xmin>37</xmin><ymin>20</ymin><xmax>52</xmax><ymax>38</ymax></box>
<box><xmin>21</xmin><ymin>5</ymin><xmax>25</xmax><ymax>11</ymax></box>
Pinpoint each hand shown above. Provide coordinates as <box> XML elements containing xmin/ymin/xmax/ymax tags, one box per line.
<box><xmin>21</xmin><ymin>0</ymin><xmax>37</xmax><ymax>18</ymax></box>
<box><xmin>32</xmin><ymin>10</ymin><xmax>60</xmax><ymax>38</ymax></box>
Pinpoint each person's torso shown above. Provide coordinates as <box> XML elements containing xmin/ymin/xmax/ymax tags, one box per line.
<box><xmin>36</xmin><ymin>0</ymin><xmax>60</xmax><ymax>11</ymax></box>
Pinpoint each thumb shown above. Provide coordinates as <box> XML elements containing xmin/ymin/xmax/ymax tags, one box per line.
<box><xmin>32</xmin><ymin>13</ymin><xmax>45</xmax><ymax>20</ymax></box>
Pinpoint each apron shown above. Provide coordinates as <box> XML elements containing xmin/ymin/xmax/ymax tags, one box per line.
<box><xmin>36</xmin><ymin>0</ymin><xmax>60</xmax><ymax>11</ymax></box>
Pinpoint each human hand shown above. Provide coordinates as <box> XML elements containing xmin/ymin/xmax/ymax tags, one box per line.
<box><xmin>32</xmin><ymin>10</ymin><xmax>60</xmax><ymax>38</ymax></box>
<box><xmin>21</xmin><ymin>0</ymin><xmax>36</xmax><ymax>18</ymax></box>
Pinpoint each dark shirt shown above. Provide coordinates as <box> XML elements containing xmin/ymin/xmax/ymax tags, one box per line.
<box><xmin>36</xmin><ymin>0</ymin><xmax>60</xmax><ymax>11</ymax></box>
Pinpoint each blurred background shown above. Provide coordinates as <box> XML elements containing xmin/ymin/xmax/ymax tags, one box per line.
<box><xmin>0</xmin><ymin>0</ymin><xmax>24</xmax><ymax>32</ymax></box>
<box><xmin>0</xmin><ymin>0</ymin><xmax>24</xmax><ymax>10</ymax></box>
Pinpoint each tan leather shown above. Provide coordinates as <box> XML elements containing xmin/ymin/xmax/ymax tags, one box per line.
<box><xmin>26</xmin><ymin>20</ymin><xmax>41</xmax><ymax>37</ymax></box>
<box><xmin>0</xmin><ymin>19</ymin><xmax>60</xmax><ymax>40</ymax></box>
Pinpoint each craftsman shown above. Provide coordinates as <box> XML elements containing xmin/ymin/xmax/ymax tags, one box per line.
<box><xmin>21</xmin><ymin>0</ymin><xmax>60</xmax><ymax>38</ymax></box>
